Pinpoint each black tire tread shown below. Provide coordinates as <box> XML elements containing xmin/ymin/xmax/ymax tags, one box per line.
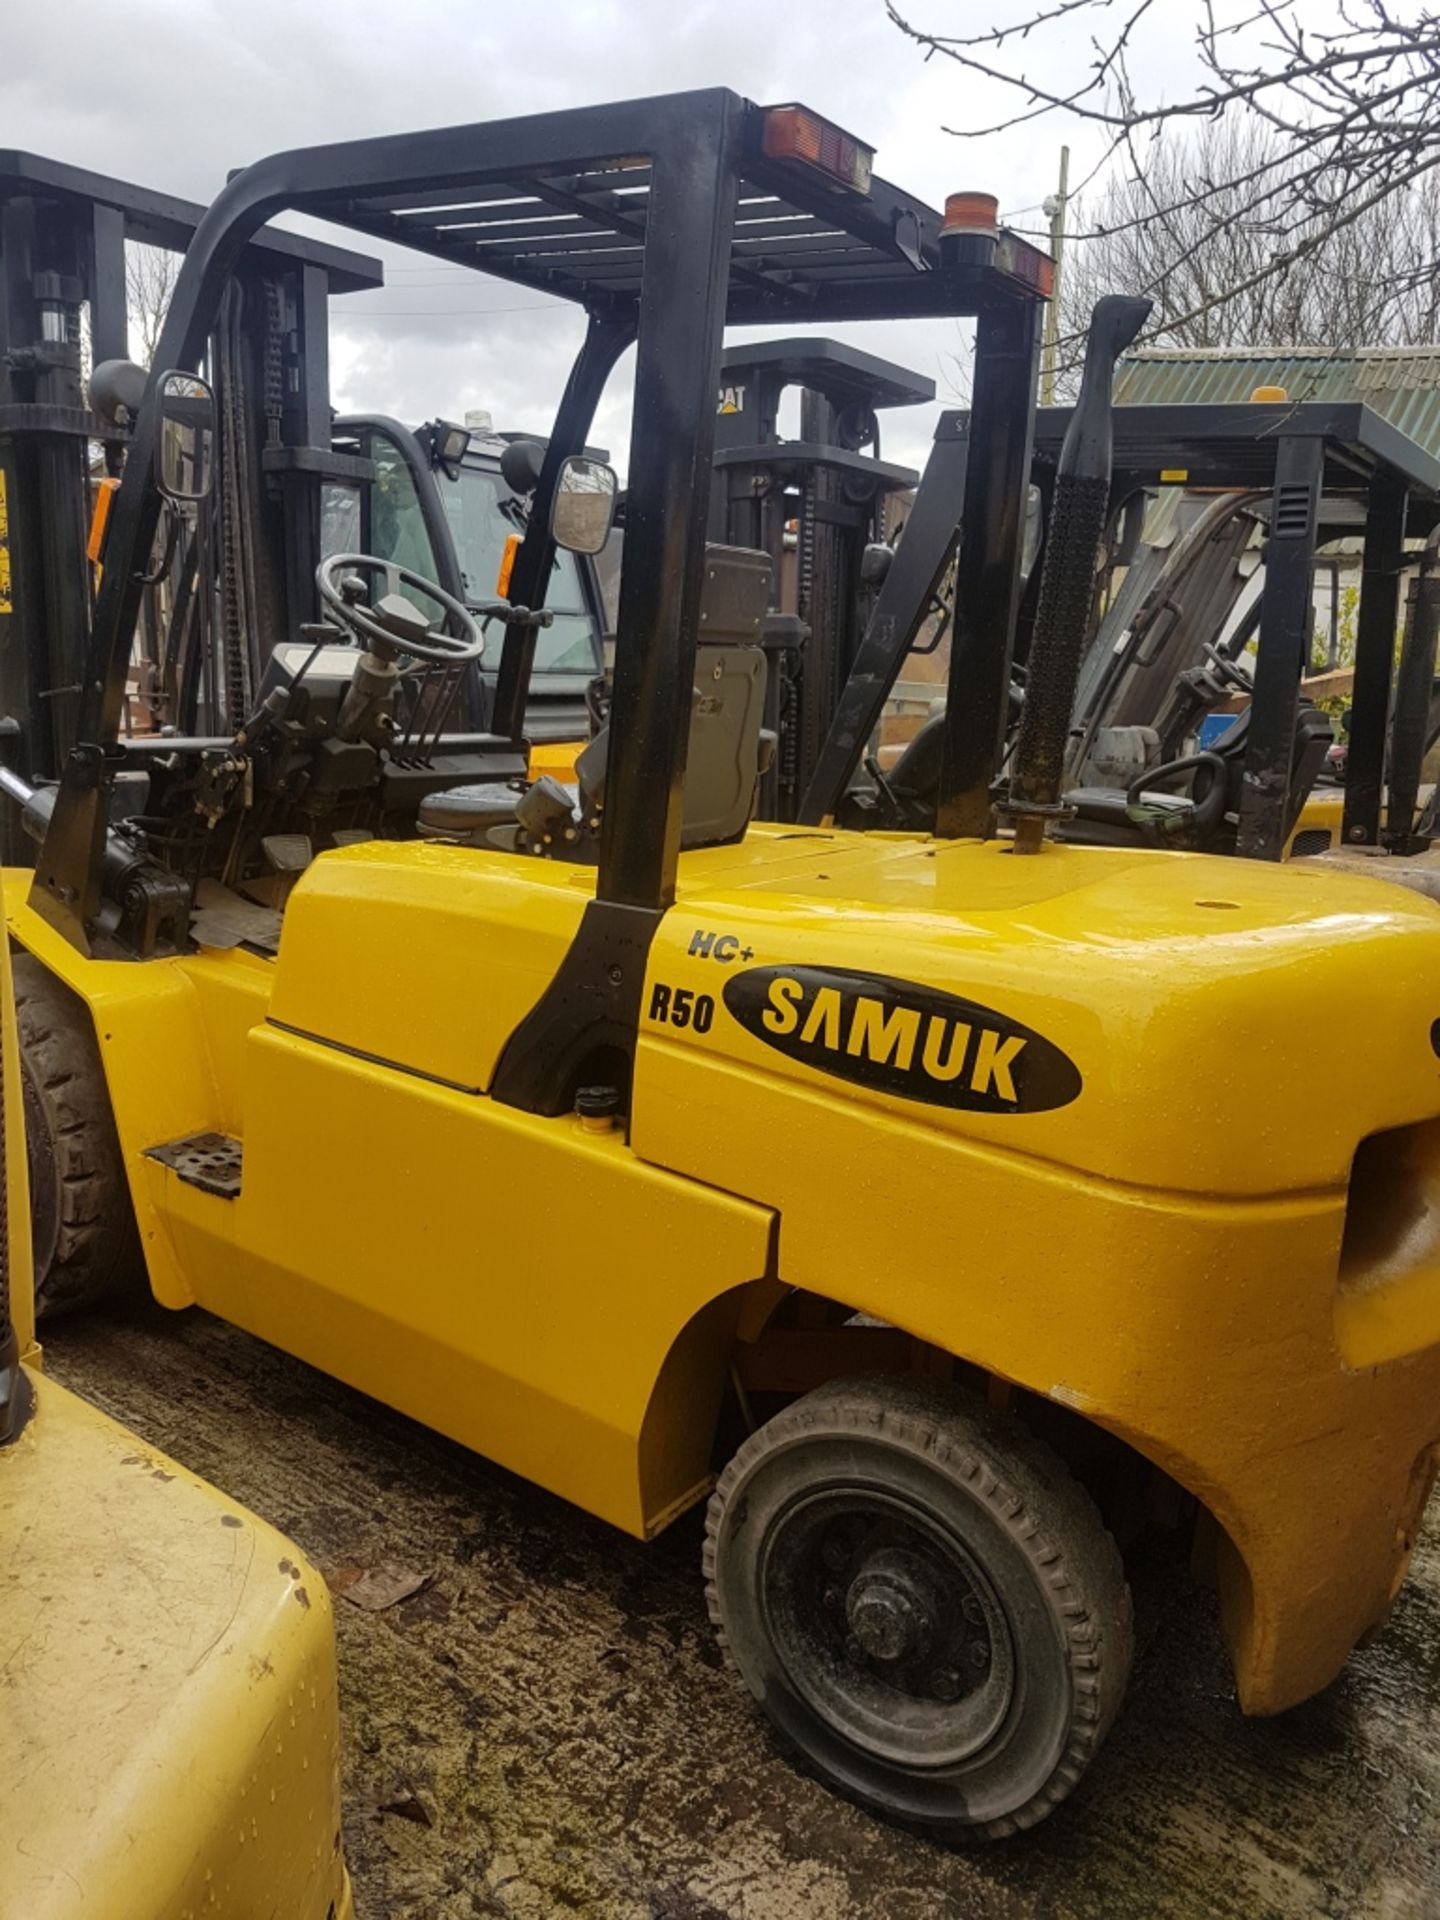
<box><xmin>14</xmin><ymin>951</ymin><xmax>141</xmax><ymax>1317</ymax></box>
<box><xmin>703</xmin><ymin>1372</ymin><xmax>1133</xmax><ymax>1840</ymax></box>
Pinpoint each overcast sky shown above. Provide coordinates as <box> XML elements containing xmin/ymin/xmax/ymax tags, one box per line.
<box><xmin>4</xmin><ymin>0</ymin><xmax>1190</xmax><ymax>477</ymax></box>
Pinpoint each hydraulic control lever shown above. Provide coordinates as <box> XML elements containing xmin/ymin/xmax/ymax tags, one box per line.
<box><xmin>480</xmin><ymin>602</ymin><xmax>555</xmax><ymax>631</ymax></box>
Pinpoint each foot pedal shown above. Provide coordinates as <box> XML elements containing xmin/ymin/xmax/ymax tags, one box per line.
<box><xmin>145</xmin><ymin>1132</ymin><xmax>243</xmax><ymax>1199</ymax></box>
<box><xmin>262</xmin><ymin>833</ymin><xmax>313</xmax><ymax>873</ymax></box>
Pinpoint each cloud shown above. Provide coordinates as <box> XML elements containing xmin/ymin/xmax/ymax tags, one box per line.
<box><xmin>5</xmin><ymin>0</ymin><xmax>1108</xmax><ymax>476</ymax></box>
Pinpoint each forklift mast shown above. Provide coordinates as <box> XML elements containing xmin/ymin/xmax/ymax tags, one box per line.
<box><xmin>708</xmin><ymin>339</ymin><xmax>931</xmax><ymax>817</ymax></box>
<box><xmin>0</xmin><ymin>152</ymin><xmax>381</xmax><ymax>839</ymax></box>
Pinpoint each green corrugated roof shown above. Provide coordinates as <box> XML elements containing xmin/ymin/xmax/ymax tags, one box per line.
<box><xmin>1113</xmin><ymin>347</ymin><xmax>1440</xmax><ymax>457</ymax></box>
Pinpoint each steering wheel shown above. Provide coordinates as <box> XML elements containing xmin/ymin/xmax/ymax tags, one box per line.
<box><xmin>1126</xmin><ymin>749</ymin><xmax>1230</xmax><ymax>845</ymax></box>
<box><xmin>316</xmin><ymin>553</ymin><xmax>485</xmax><ymax>664</ymax></box>
<box><xmin>1201</xmin><ymin>640</ymin><xmax>1254</xmax><ymax>698</ymax></box>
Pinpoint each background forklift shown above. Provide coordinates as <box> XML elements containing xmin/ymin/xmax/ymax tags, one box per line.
<box><xmin>792</xmin><ymin>385</ymin><xmax>1440</xmax><ymax>872</ymax></box>
<box><xmin>0</xmin><ymin>149</ymin><xmax>384</xmax><ymax>843</ymax></box>
<box><xmin>0</xmin><ymin>151</ymin><xmax>609</xmax><ymax>822</ymax></box>
<box><xmin>707</xmin><ymin>336</ymin><xmax>933</xmax><ymax>819</ymax></box>
<box><xmin>8</xmin><ymin>90</ymin><xmax>1440</xmax><ymax>1845</ymax></box>
<box><xmin>1032</xmin><ymin>398</ymin><xmax>1440</xmax><ymax>867</ymax></box>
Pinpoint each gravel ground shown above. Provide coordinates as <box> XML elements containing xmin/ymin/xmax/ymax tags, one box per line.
<box><xmin>44</xmin><ymin>1296</ymin><xmax>1440</xmax><ymax>1920</ymax></box>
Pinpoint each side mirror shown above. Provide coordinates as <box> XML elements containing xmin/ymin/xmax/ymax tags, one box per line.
<box><xmin>156</xmin><ymin>370</ymin><xmax>216</xmax><ymax>503</ymax></box>
<box><xmin>500</xmin><ymin>437</ymin><xmax>546</xmax><ymax>496</ymax></box>
<box><xmin>859</xmin><ymin>541</ymin><xmax>894</xmax><ymax>587</ymax></box>
<box><xmin>551</xmin><ymin>454</ymin><xmax>617</xmax><ymax>555</ymax></box>
<box><xmin>89</xmin><ymin>358</ymin><xmax>149</xmax><ymax>431</ymax></box>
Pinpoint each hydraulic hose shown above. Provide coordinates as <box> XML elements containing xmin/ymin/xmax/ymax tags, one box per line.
<box><xmin>0</xmin><ymin>769</ymin><xmax>162</xmax><ymax>904</ymax></box>
<box><xmin>1006</xmin><ymin>294</ymin><xmax>1151</xmax><ymax>853</ymax></box>
<box><xmin>0</xmin><ymin>767</ymin><xmax>36</xmax><ymax>812</ymax></box>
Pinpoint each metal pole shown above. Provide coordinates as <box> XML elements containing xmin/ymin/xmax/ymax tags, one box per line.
<box><xmin>492</xmin><ymin>312</ymin><xmax>634</xmax><ymax>740</ymax></box>
<box><xmin>1040</xmin><ymin>147</ymin><xmax>1069</xmax><ymax>409</ymax></box>
<box><xmin>1343</xmin><ymin>471</ymin><xmax>1407</xmax><ymax>848</ymax></box>
<box><xmin>1384</xmin><ymin>528</ymin><xmax>1440</xmax><ymax>852</ymax></box>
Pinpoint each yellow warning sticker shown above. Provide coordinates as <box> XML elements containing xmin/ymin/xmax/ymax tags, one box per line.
<box><xmin>1159</xmin><ymin>468</ymin><xmax>1189</xmax><ymax>484</ymax></box>
<box><xmin>0</xmin><ymin>469</ymin><xmax>11</xmax><ymax>614</ymax></box>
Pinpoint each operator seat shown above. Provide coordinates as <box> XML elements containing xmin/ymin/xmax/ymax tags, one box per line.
<box><xmin>417</xmin><ymin>544</ymin><xmax>773</xmax><ymax>855</ymax></box>
<box><xmin>846</xmin><ymin>696</ymin><xmax>1332</xmax><ymax>854</ymax></box>
<box><xmin>1059</xmin><ymin>701</ymin><xmax>1334</xmax><ymax>851</ymax></box>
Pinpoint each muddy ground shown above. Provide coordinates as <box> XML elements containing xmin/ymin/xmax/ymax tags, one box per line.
<box><xmin>45</xmin><ymin>1297</ymin><xmax>1440</xmax><ymax>1920</ymax></box>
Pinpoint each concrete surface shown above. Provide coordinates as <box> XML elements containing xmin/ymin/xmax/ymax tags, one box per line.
<box><xmin>44</xmin><ymin>1298</ymin><xmax>1440</xmax><ymax>1920</ymax></box>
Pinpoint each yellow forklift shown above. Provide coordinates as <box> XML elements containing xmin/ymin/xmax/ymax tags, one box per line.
<box><xmin>8</xmin><ymin>91</ymin><xmax>1440</xmax><ymax>1840</ymax></box>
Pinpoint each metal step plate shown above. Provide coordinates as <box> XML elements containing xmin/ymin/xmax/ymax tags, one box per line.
<box><xmin>145</xmin><ymin>1131</ymin><xmax>244</xmax><ymax>1199</ymax></box>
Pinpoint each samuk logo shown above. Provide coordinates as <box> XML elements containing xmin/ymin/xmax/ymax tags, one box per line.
<box><xmin>722</xmin><ymin>966</ymin><xmax>1081</xmax><ymax>1114</ymax></box>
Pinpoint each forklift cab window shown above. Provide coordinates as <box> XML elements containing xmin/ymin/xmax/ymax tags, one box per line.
<box><xmin>321</xmin><ymin>483</ymin><xmax>362</xmax><ymax>561</ymax></box>
<box><xmin>319</xmin><ymin>434</ymin><xmax>440</xmax><ymax>610</ymax></box>
<box><xmin>437</xmin><ymin>463</ymin><xmax>601</xmax><ymax>677</ymax></box>
<box><xmin>370</xmin><ymin>437</ymin><xmax>438</xmax><ymax>582</ymax></box>
<box><xmin>439</xmin><ymin>462</ymin><xmax>599</xmax><ymax>675</ymax></box>
<box><xmin>323</xmin><ymin>427</ymin><xmax>603</xmax><ymax>677</ymax></box>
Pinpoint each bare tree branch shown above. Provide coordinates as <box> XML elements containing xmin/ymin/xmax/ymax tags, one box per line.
<box><xmin>125</xmin><ymin>244</ymin><xmax>179</xmax><ymax>367</ymax></box>
<box><xmin>1053</xmin><ymin>120</ymin><xmax>1440</xmax><ymax>388</ymax></box>
<box><xmin>894</xmin><ymin>0</ymin><xmax>1440</xmax><ymax>332</ymax></box>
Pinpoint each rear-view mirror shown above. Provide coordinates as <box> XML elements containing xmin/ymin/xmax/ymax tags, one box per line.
<box><xmin>551</xmin><ymin>454</ymin><xmax>617</xmax><ymax>555</ymax></box>
<box><xmin>157</xmin><ymin>370</ymin><xmax>216</xmax><ymax>503</ymax></box>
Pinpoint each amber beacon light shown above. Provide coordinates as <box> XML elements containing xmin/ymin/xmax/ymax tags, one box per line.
<box><xmin>938</xmin><ymin>191</ymin><xmax>1000</xmax><ymax>269</ymax></box>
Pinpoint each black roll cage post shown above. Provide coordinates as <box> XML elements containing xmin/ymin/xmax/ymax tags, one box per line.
<box><xmin>796</xmin><ymin>410</ymin><xmax>973</xmax><ymax>823</ymax></box>
<box><xmin>27</xmin><ymin>87</ymin><xmax>1052</xmax><ymax>1117</ymax></box>
<box><xmin>491</xmin><ymin>311</ymin><xmax>635</xmax><ymax>739</ymax></box>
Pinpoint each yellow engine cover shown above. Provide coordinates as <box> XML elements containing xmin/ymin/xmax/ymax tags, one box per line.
<box><xmin>0</xmin><ymin>1373</ymin><xmax>351</xmax><ymax>1920</ymax></box>
<box><xmin>0</xmin><ymin>870</ymin><xmax>352</xmax><ymax>1920</ymax></box>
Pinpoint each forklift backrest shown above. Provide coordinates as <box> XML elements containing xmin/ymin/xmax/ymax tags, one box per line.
<box><xmin>679</xmin><ymin>545</ymin><xmax>771</xmax><ymax>847</ymax></box>
<box><xmin>573</xmin><ymin>544</ymin><xmax>773</xmax><ymax>850</ymax></box>
<box><xmin>420</xmin><ymin>545</ymin><xmax>774</xmax><ymax>854</ymax></box>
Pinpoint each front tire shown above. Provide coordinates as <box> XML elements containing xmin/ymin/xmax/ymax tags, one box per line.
<box><xmin>704</xmin><ymin>1375</ymin><xmax>1132</xmax><ymax>1839</ymax></box>
<box><xmin>14</xmin><ymin>952</ymin><xmax>142</xmax><ymax>1319</ymax></box>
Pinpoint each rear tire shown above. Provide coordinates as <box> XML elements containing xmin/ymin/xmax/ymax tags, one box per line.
<box><xmin>14</xmin><ymin>952</ymin><xmax>142</xmax><ymax>1319</ymax></box>
<box><xmin>704</xmin><ymin>1374</ymin><xmax>1133</xmax><ymax>1839</ymax></box>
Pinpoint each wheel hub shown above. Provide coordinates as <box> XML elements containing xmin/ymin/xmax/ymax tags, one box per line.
<box><xmin>757</xmin><ymin>1488</ymin><xmax>1019</xmax><ymax>1770</ymax></box>
<box><xmin>845</xmin><ymin>1549</ymin><xmax>944</xmax><ymax>1664</ymax></box>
